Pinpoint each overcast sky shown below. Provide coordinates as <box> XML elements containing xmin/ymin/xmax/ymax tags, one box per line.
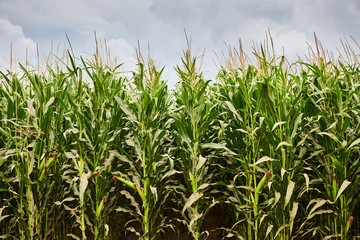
<box><xmin>1</xmin><ymin>0</ymin><xmax>360</xmax><ymax>86</ymax></box>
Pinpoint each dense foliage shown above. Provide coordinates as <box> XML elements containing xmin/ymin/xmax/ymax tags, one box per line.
<box><xmin>1</xmin><ymin>40</ymin><xmax>360</xmax><ymax>240</ymax></box>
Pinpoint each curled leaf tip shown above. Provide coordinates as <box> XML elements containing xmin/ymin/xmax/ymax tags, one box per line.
<box><xmin>49</xmin><ymin>152</ymin><xmax>58</xmax><ymax>158</ymax></box>
<box><xmin>266</xmin><ymin>170</ymin><xmax>271</xmax><ymax>180</ymax></box>
<box><xmin>113</xmin><ymin>176</ymin><xmax>118</xmax><ymax>185</ymax></box>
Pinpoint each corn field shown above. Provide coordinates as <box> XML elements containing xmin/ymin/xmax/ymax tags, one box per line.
<box><xmin>1</xmin><ymin>37</ymin><xmax>360</xmax><ymax>240</ymax></box>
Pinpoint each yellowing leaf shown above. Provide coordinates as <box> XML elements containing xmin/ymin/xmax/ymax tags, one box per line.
<box><xmin>276</xmin><ymin>141</ymin><xmax>292</xmax><ymax>150</ymax></box>
<box><xmin>308</xmin><ymin>199</ymin><xmax>327</xmax><ymax>217</ymax></box>
<box><xmin>251</xmin><ymin>156</ymin><xmax>277</xmax><ymax>167</ymax></box>
<box><xmin>303</xmin><ymin>173</ymin><xmax>309</xmax><ymax>192</ymax></box>
<box><xmin>289</xmin><ymin>202</ymin><xmax>298</xmax><ymax>234</ymax></box>
<box><xmin>196</xmin><ymin>155</ymin><xmax>207</xmax><ymax>171</ymax></box>
<box><xmin>336</xmin><ymin>180</ymin><xmax>351</xmax><ymax>201</ymax></box>
<box><xmin>79</xmin><ymin>172</ymin><xmax>90</xmax><ymax>205</ymax></box>
<box><xmin>272</xmin><ymin>121</ymin><xmax>286</xmax><ymax>131</ymax></box>
<box><xmin>284</xmin><ymin>181</ymin><xmax>295</xmax><ymax>209</ymax></box>
<box><xmin>182</xmin><ymin>192</ymin><xmax>203</xmax><ymax>214</ymax></box>
<box><xmin>348</xmin><ymin>138</ymin><xmax>360</xmax><ymax>150</ymax></box>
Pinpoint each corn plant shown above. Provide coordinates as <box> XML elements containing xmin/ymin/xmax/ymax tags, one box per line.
<box><xmin>217</xmin><ymin>61</ymin><xmax>274</xmax><ymax>239</ymax></box>
<box><xmin>0</xmin><ymin>70</ymin><xmax>35</xmax><ymax>239</ymax></box>
<box><xmin>1</xmin><ymin>36</ymin><xmax>360</xmax><ymax>240</ymax></box>
<box><xmin>295</xmin><ymin>59</ymin><xmax>360</xmax><ymax>239</ymax></box>
<box><xmin>113</xmin><ymin>56</ymin><xmax>173</xmax><ymax>239</ymax></box>
<box><xmin>216</xmin><ymin>44</ymin><xmax>309</xmax><ymax>239</ymax></box>
<box><xmin>58</xmin><ymin>52</ymin><xmax>129</xmax><ymax>239</ymax></box>
<box><xmin>0</xmin><ymin>63</ymin><xmax>75</xmax><ymax>239</ymax></box>
<box><xmin>172</xmin><ymin>46</ymin><xmax>222</xmax><ymax>240</ymax></box>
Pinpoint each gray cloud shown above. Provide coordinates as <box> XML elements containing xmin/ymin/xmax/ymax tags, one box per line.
<box><xmin>1</xmin><ymin>0</ymin><xmax>360</xmax><ymax>84</ymax></box>
<box><xmin>0</xmin><ymin>18</ymin><xmax>37</xmax><ymax>70</ymax></box>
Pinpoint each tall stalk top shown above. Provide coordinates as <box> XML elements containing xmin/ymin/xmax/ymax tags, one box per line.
<box><xmin>176</xmin><ymin>31</ymin><xmax>206</xmax><ymax>92</ymax></box>
<box><xmin>134</xmin><ymin>41</ymin><xmax>164</xmax><ymax>90</ymax></box>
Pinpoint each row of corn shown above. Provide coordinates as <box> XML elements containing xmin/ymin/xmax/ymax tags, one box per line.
<box><xmin>1</xmin><ymin>41</ymin><xmax>360</xmax><ymax>239</ymax></box>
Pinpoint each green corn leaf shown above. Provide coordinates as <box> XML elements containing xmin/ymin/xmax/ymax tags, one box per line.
<box><xmin>319</xmin><ymin>131</ymin><xmax>339</xmax><ymax>142</ymax></box>
<box><xmin>284</xmin><ymin>181</ymin><xmax>295</xmax><ymax>209</ymax></box>
<box><xmin>96</xmin><ymin>198</ymin><xmax>104</xmax><ymax>219</ymax></box>
<box><xmin>200</xmin><ymin>142</ymin><xmax>226</xmax><ymax>149</ymax></box>
<box><xmin>308</xmin><ymin>199</ymin><xmax>327</xmax><ymax>217</ymax></box>
<box><xmin>39</xmin><ymin>156</ymin><xmax>57</xmax><ymax>182</ymax></box>
<box><xmin>116</xmin><ymin>176</ymin><xmax>136</xmax><ymax>191</ymax></box>
<box><xmin>273</xmin><ymin>191</ymin><xmax>281</xmax><ymax>207</ymax></box>
<box><xmin>265</xmin><ymin>224</ymin><xmax>273</xmax><ymax>239</ymax></box>
<box><xmin>289</xmin><ymin>202</ymin><xmax>298</xmax><ymax>234</ymax></box>
<box><xmin>307</xmin><ymin>210</ymin><xmax>333</xmax><ymax>220</ymax></box>
<box><xmin>331</xmin><ymin>157</ymin><xmax>344</xmax><ymax>181</ymax></box>
<box><xmin>44</xmin><ymin>97</ymin><xmax>55</xmax><ymax>114</ymax></box>
<box><xmin>0</xmin><ymin>215</ymin><xmax>11</xmax><ymax>222</ymax></box>
<box><xmin>224</xmin><ymin>101</ymin><xmax>242</xmax><ymax>121</ymax></box>
<box><xmin>255</xmin><ymin>170</ymin><xmax>271</xmax><ymax>193</ymax></box>
<box><xmin>276</xmin><ymin>141</ymin><xmax>292</xmax><ymax>150</ymax></box>
<box><xmin>348</xmin><ymin>138</ymin><xmax>360</xmax><ymax>149</ymax></box>
<box><xmin>272</xmin><ymin>121</ymin><xmax>286</xmax><ymax>131</ymax></box>
<box><xmin>255</xmin><ymin>170</ymin><xmax>271</xmax><ymax>204</ymax></box>
<box><xmin>114</xmin><ymin>96</ymin><xmax>138</xmax><ymax>123</ymax></box>
<box><xmin>335</xmin><ymin>180</ymin><xmax>351</xmax><ymax>201</ymax></box>
<box><xmin>251</xmin><ymin>156</ymin><xmax>277</xmax><ymax>166</ymax></box>
<box><xmin>182</xmin><ymin>192</ymin><xmax>203</xmax><ymax>214</ymax></box>
<box><xmin>303</xmin><ymin>173</ymin><xmax>309</xmax><ymax>192</ymax></box>
<box><xmin>79</xmin><ymin>172</ymin><xmax>90</xmax><ymax>205</ymax></box>
<box><xmin>291</xmin><ymin>113</ymin><xmax>303</xmax><ymax>141</ymax></box>
<box><xmin>274</xmin><ymin>224</ymin><xmax>289</xmax><ymax>239</ymax></box>
<box><xmin>195</xmin><ymin>155</ymin><xmax>207</xmax><ymax>171</ymax></box>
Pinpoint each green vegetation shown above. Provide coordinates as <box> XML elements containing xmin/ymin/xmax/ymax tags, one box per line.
<box><xmin>1</xmin><ymin>37</ymin><xmax>360</xmax><ymax>239</ymax></box>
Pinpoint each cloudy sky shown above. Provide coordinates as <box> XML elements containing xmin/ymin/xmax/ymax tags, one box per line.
<box><xmin>1</xmin><ymin>0</ymin><xmax>360</xmax><ymax>85</ymax></box>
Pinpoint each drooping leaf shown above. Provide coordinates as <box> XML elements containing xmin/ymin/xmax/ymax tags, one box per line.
<box><xmin>348</xmin><ymin>138</ymin><xmax>360</xmax><ymax>149</ymax></box>
<box><xmin>272</xmin><ymin>121</ymin><xmax>286</xmax><ymax>131</ymax></box>
<box><xmin>196</xmin><ymin>155</ymin><xmax>207</xmax><ymax>171</ymax></box>
<box><xmin>182</xmin><ymin>192</ymin><xmax>203</xmax><ymax>214</ymax></box>
<box><xmin>284</xmin><ymin>181</ymin><xmax>295</xmax><ymax>209</ymax></box>
<box><xmin>335</xmin><ymin>180</ymin><xmax>351</xmax><ymax>201</ymax></box>
<box><xmin>251</xmin><ymin>156</ymin><xmax>277</xmax><ymax>167</ymax></box>
<box><xmin>79</xmin><ymin>172</ymin><xmax>90</xmax><ymax>205</ymax></box>
<box><xmin>289</xmin><ymin>202</ymin><xmax>298</xmax><ymax>234</ymax></box>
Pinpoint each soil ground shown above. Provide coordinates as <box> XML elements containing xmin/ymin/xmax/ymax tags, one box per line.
<box><xmin>121</xmin><ymin>205</ymin><xmax>232</xmax><ymax>240</ymax></box>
